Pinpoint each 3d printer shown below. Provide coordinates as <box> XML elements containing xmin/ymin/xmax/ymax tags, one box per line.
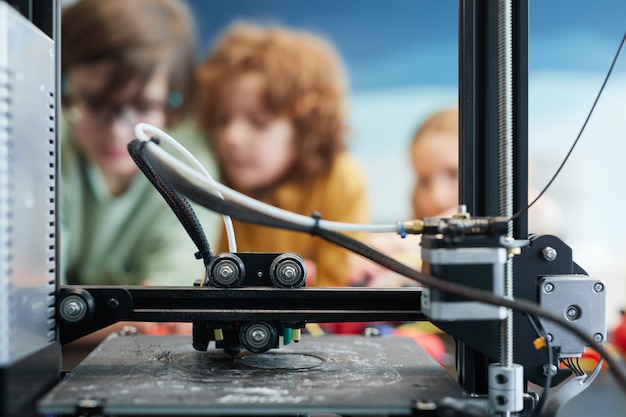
<box><xmin>1</xmin><ymin>1</ymin><xmax>624</xmax><ymax>416</ymax></box>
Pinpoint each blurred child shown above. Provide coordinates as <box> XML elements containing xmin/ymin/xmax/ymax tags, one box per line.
<box><xmin>351</xmin><ymin>103</ymin><xmax>561</xmax><ymax>287</ymax></box>
<box><xmin>196</xmin><ymin>23</ymin><xmax>370</xmax><ymax>287</ymax></box>
<box><xmin>61</xmin><ymin>0</ymin><xmax>220</xmax><ymax>288</ymax></box>
<box><xmin>349</xmin><ymin>106</ymin><xmax>459</xmax><ymax>287</ymax></box>
<box><xmin>60</xmin><ymin>0</ymin><xmax>223</xmax><ymax>351</ymax></box>
<box><xmin>410</xmin><ymin>106</ymin><xmax>459</xmax><ymax>219</ymax></box>
<box><xmin>344</xmin><ymin>106</ymin><xmax>460</xmax><ymax>367</ymax></box>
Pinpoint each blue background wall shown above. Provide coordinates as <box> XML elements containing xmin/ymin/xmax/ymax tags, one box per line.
<box><xmin>186</xmin><ymin>0</ymin><xmax>625</xmax><ymax>88</ymax></box>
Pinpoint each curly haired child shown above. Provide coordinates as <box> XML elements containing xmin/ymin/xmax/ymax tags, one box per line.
<box><xmin>196</xmin><ymin>23</ymin><xmax>371</xmax><ymax>287</ymax></box>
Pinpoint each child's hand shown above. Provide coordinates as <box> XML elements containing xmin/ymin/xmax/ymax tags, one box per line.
<box><xmin>347</xmin><ymin>234</ymin><xmax>421</xmax><ymax>287</ymax></box>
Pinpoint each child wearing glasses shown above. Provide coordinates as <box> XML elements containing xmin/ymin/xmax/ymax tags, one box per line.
<box><xmin>60</xmin><ymin>0</ymin><xmax>220</xmax><ymax>290</ymax></box>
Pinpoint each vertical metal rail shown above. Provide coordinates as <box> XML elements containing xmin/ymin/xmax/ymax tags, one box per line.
<box><xmin>496</xmin><ymin>4</ymin><xmax>516</xmax><ymax>415</ymax></box>
<box><xmin>457</xmin><ymin>0</ymin><xmax>529</xmax><ymax>395</ymax></box>
<box><xmin>496</xmin><ymin>0</ymin><xmax>514</xmax><ymax>383</ymax></box>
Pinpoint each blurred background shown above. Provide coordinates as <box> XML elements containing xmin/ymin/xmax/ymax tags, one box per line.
<box><xmin>184</xmin><ymin>0</ymin><xmax>626</xmax><ymax>328</ymax></box>
<box><xmin>62</xmin><ymin>0</ymin><xmax>626</xmax><ymax>328</ymax></box>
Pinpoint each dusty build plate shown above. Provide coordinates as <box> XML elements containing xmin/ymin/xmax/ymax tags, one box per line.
<box><xmin>39</xmin><ymin>334</ymin><xmax>462</xmax><ymax>416</ymax></box>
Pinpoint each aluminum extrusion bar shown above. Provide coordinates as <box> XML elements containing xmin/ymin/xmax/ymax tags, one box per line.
<box><xmin>58</xmin><ymin>286</ymin><xmax>426</xmax><ymax>344</ymax></box>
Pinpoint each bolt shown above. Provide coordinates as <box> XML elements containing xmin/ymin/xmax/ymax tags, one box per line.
<box><xmin>593</xmin><ymin>333</ymin><xmax>604</xmax><ymax>343</ymax></box>
<box><xmin>543</xmin><ymin>282</ymin><xmax>555</xmax><ymax>293</ymax></box>
<box><xmin>66</xmin><ymin>301</ymin><xmax>81</xmax><ymax>316</ymax></box>
<box><xmin>251</xmin><ymin>329</ymin><xmax>267</xmax><ymax>342</ymax></box>
<box><xmin>542</xmin><ymin>246</ymin><xmax>557</xmax><ymax>261</ymax></box>
<box><xmin>543</xmin><ymin>364</ymin><xmax>558</xmax><ymax>377</ymax></box>
<box><xmin>280</xmin><ymin>266</ymin><xmax>296</xmax><ymax>279</ymax></box>
<box><xmin>546</xmin><ymin>333</ymin><xmax>554</xmax><ymax>343</ymax></box>
<box><xmin>593</xmin><ymin>282</ymin><xmax>604</xmax><ymax>293</ymax></box>
<box><xmin>496</xmin><ymin>395</ymin><xmax>508</xmax><ymax>406</ymax></box>
<box><xmin>566</xmin><ymin>306</ymin><xmax>580</xmax><ymax>320</ymax></box>
<box><xmin>218</xmin><ymin>264</ymin><xmax>234</xmax><ymax>278</ymax></box>
<box><xmin>107</xmin><ymin>298</ymin><xmax>119</xmax><ymax>310</ymax></box>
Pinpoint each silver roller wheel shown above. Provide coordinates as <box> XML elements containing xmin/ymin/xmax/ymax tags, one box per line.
<box><xmin>57</xmin><ymin>289</ymin><xmax>95</xmax><ymax>324</ymax></box>
<box><xmin>208</xmin><ymin>253</ymin><xmax>245</xmax><ymax>288</ymax></box>
<box><xmin>58</xmin><ymin>294</ymin><xmax>88</xmax><ymax>323</ymax></box>
<box><xmin>239</xmin><ymin>321</ymin><xmax>278</xmax><ymax>353</ymax></box>
<box><xmin>269</xmin><ymin>253</ymin><xmax>307</xmax><ymax>288</ymax></box>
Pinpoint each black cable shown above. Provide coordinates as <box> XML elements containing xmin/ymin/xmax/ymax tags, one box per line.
<box><xmin>564</xmin><ymin>357</ymin><xmax>583</xmax><ymax>377</ymax></box>
<box><xmin>561</xmin><ymin>358</ymin><xmax>579</xmax><ymax>376</ymax></box>
<box><xmin>135</xmin><ymin>140</ymin><xmax>626</xmax><ymax>394</ymax></box>
<box><xmin>127</xmin><ymin>139</ymin><xmax>213</xmax><ymax>266</ymax></box>
<box><xmin>527</xmin><ymin>313</ymin><xmax>553</xmax><ymax>417</ymax></box>
<box><xmin>573</xmin><ymin>357</ymin><xmax>585</xmax><ymax>377</ymax></box>
<box><xmin>511</xmin><ymin>31</ymin><xmax>626</xmax><ymax>222</ymax></box>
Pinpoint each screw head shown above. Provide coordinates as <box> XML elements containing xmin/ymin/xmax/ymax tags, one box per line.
<box><xmin>565</xmin><ymin>305</ymin><xmax>581</xmax><ymax>321</ymax></box>
<box><xmin>593</xmin><ymin>333</ymin><xmax>604</xmax><ymax>343</ymax></box>
<box><xmin>593</xmin><ymin>282</ymin><xmax>604</xmax><ymax>293</ymax></box>
<box><xmin>66</xmin><ymin>301</ymin><xmax>81</xmax><ymax>316</ymax></box>
<box><xmin>543</xmin><ymin>282</ymin><xmax>555</xmax><ymax>293</ymax></box>
<box><xmin>543</xmin><ymin>364</ymin><xmax>558</xmax><ymax>376</ymax></box>
<box><xmin>218</xmin><ymin>264</ymin><xmax>234</xmax><ymax>278</ymax></box>
<box><xmin>542</xmin><ymin>246</ymin><xmax>557</xmax><ymax>261</ymax></box>
<box><xmin>280</xmin><ymin>265</ymin><xmax>296</xmax><ymax>279</ymax></box>
<box><xmin>251</xmin><ymin>329</ymin><xmax>267</xmax><ymax>342</ymax></box>
<box><xmin>107</xmin><ymin>298</ymin><xmax>120</xmax><ymax>310</ymax></box>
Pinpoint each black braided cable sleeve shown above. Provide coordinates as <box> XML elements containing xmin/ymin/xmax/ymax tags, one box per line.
<box><xmin>127</xmin><ymin>139</ymin><xmax>213</xmax><ymax>266</ymax></box>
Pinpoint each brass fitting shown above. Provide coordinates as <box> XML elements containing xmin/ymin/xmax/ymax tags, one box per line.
<box><xmin>399</xmin><ymin>219</ymin><xmax>425</xmax><ymax>235</ymax></box>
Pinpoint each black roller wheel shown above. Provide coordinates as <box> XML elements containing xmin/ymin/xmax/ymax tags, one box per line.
<box><xmin>239</xmin><ymin>322</ymin><xmax>278</xmax><ymax>353</ymax></box>
<box><xmin>207</xmin><ymin>253</ymin><xmax>245</xmax><ymax>287</ymax></box>
<box><xmin>269</xmin><ymin>253</ymin><xmax>307</xmax><ymax>288</ymax></box>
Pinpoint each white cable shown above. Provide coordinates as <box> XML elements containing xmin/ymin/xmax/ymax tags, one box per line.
<box><xmin>134</xmin><ymin>123</ymin><xmax>238</xmax><ymax>252</ymax></box>
<box><xmin>134</xmin><ymin>124</ymin><xmax>399</xmax><ymax>234</ymax></box>
<box><xmin>148</xmin><ymin>142</ymin><xmax>398</xmax><ymax>232</ymax></box>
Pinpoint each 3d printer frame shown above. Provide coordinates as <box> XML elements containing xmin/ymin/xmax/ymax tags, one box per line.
<box><xmin>51</xmin><ymin>0</ymin><xmax>565</xmax><ymax>404</ymax></box>
<box><xmin>71</xmin><ymin>0</ymin><xmax>535</xmax><ymax>392</ymax></box>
